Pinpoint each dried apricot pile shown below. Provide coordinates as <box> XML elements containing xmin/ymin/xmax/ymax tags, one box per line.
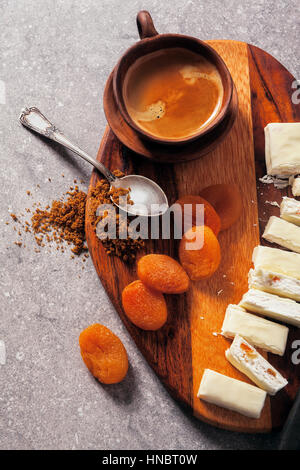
<box><xmin>122</xmin><ymin>280</ymin><xmax>167</xmax><ymax>331</ymax></box>
<box><xmin>179</xmin><ymin>225</ymin><xmax>221</xmax><ymax>280</ymax></box>
<box><xmin>199</xmin><ymin>184</ymin><xmax>242</xmax><ymax>230</ymax></box>
<box><xmin>79</xmin><ymin>324</ymin><xmax>128</xmax><ymax>384</ymax></box>
<box><xmin>137</xmin><ymin>254</ymin><xmax>189</xmax><ymax>294</ymax></box>
<box><xmin>174</xmin><ymin>195</ymin><xmax>221</xmax><ymax>235</ymax></box>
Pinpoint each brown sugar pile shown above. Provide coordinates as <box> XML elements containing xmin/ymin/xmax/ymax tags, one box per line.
<box><xmin>87</xmin><ymin>170</ymin><xmax>144</xmax><ymax>262</ymax></box>
<box><xmin>31</xmin><ymin>187</ymin><xmax>87</xmax><ymax>255</ymax></box>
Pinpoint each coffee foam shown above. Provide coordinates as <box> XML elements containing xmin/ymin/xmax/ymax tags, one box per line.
<box><xmin>131</xmin><ymin>100</ymin><xmax>166</xmax><ymax>122</ymax></box>
<box><xmin>179</xmin><ymin>64</ymin><xmax>223</xmax><ymax>87</ymax></box>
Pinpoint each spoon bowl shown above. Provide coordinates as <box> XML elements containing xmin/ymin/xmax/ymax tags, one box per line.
<box><xmin>112</xmin><ymin>175</ymin><xmax>168</xmax><ymax>216</ymax></box>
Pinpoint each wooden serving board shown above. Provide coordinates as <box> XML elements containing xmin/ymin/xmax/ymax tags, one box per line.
<box><xmin>86</xmin><ymin>40</ymin><xmax>300</xmax><ymax>432</ymax></box>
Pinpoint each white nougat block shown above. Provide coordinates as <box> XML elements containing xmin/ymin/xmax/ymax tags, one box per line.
<box><xmin>221</xmin><ymin>304</ymin><xmax>288</xmax><ymax>356</ymax></box>
<box><xmin>249</xmin><ymin>267</ymin><xmax>300</xmax><ymax>302</ymax></box>
<box><xmin>265</xmin><ymin>123</ymin><xmax>300</xmax><ymax>176</ymax></box>
<box><xmin>252</xmin><ymin>245</ymin><xmax>300</xmax><ymax>280</ymax></box>
<box><xmin>240</xmin><ymin>288</ymin><xmax>300</xmax><ymax>328</ymax></box>
<box><xmin>226</xmin><ymin>335</ymin><xmax>288</xmax><ymax>395</ymax></box>
<box><xmin>197</xmin><ymin>369</ymin><xmax>267</xmax><ymax>419</ymax></box>
<box><xmin>292</xmin><ymin>177</ymin><xmax>300</xmax><ymax>197</ymax></box>
<box><xmin>280</xmin><ymin>197</ymin><xmax>300</xmax><ymax>226</ymax></box>
<box><xmin>263</xmin><ymin>216</ymin><xmax>300</xmax><ymax>253</ymax></box>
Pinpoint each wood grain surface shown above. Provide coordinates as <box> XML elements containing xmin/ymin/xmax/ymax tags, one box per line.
<box><xmin>85</xmin><ymin>40</ymin><xmax>300</xmax><ymax>432</ymax></box>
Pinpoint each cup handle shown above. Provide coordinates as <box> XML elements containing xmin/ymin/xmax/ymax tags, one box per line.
<box><xmin>136</xmin><ymin>11</ymin><xmax>158</xmax><ymax>39</ymax></box>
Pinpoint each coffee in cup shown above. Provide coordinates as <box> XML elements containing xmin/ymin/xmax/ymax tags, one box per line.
<box><xmin>123</xmin><ymin>48</ymin><xmax>224</xmax><ymax>141</ymax></box>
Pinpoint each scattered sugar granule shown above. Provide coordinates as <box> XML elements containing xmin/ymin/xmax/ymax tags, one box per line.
<box><xmin>265</xmin><ymin>200</ymin><xmax>280</xmax><ymax>207</ymax></box>
<box><xmin>217</xmin><ymin>289</ymin><xmax>223</xmax><ymax>296</ymax></box>
<box><xmin>212</xmin><ymin>332</ymin><xmax>219</xmax><ymax>337</ymax></box>
<box><xmin>0</xmin><ymin>340</ymin><xmax>6</xmax><ymax>365</ymax></box>
<box><xmin>199</xmin><ymin>316</ymin><xmax>204</xmax><ymax>320</ymax></box>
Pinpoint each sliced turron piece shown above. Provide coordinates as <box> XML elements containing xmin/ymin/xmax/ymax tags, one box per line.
<box><xmin>248</xmin><ymin>267</ymin><xmax>300</xmax><ymax>302</ymax></box>
<box><xmin>221</xmin><ymin>304</ymin><xmax>288</xmax><ymax>356</ymax></box>
<box><xmin>252</xmin><ymin>245</ymin><xmax>300</xmax><ymax>280</ymax></box>
<box><xmin>197</xmin><ymin>368</ymin><xmax>267</xmax><ymax>419</ymax></box>
<box><xmin>263</xmin><ymin>216</ymin><xmax>300</xmax><ymax>253</ymax></box>
<box><xmin>280</xmin><ymin>197</ymin><xmax>300</xmax><ymax>226</ymax></box>
<box><xmin>226</xmin><ymin>334</ymin><xmax>288</xmax><ymax>395</ymax></box>
<box><xmin>240</xmin><ymin>288</ymin><xmax>300</xmax><ymax>328</ymax></box>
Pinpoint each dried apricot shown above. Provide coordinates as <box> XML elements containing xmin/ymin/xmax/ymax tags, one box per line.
<box><xmin>179</xmin><ymin>225</ymin><xmax>221</xmax><ymax>280</ymax></box>
<box><xmin>122</xmin><ymin>280</ymin><xmax>167</xmax><ymax>330</ymax></box>
<box><xmin>79</xmin><ymin>324</ymin><xmax>128</xmax><ymax>384</ymax></box>
<box><xmin>199</xmin><ymin>184</ymin><xmax>242</xmax><ymax>230</ymax></box>
<box><xmin>174</xmin><ymin>195</ymin><xmax>220</xmax><ymax>236</ymax></box>
<box><xmin>137</xmin><ymin>254</ymin><xmax>189</xmax><ymax>294</ymax></box>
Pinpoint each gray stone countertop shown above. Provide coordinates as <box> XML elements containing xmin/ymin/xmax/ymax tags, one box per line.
<box><xmin>0</xmin><ymin>0</ymin><xmax>299</xmax><ymax>450</ymax></box>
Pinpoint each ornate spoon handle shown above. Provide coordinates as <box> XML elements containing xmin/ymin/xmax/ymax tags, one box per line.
<box><xmin>19</xmin><ymin>107</ymin><xmax>116</xmax><ymax>183</ymax></box>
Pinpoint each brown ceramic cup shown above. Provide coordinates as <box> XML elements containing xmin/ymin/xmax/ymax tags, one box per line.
<box><xmin>112</xmin><ymin>11</ymin><xmax>234</xmax><ymax>146</ymax></box>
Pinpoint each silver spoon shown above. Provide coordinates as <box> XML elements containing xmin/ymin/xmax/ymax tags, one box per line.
<box><xmin>19</xmin><ymin>107</ymin><xmax>168</xmax><ymax>217</ymax></box>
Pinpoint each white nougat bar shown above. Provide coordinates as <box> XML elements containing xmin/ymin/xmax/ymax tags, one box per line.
<box><xmin>197</xmin><ymin>369</ymin><xmax>267</xmax><ymax>419</ymax></box>
<box><xmin>225</xmin><ymin>335</ymin><xmax>288</xmax><ymax>395</ymax></box>
<box><xmin>280</xmin><ymin>197</ymin><xmax>300</xmax><ymax>226</ymax></box>
<box><xmin>252</xmin><ymin>245</ymin><xmax>300</xmax><ymax>280</ymax></box>
<box><xmin>249</xmin><ymin>267</ymin><xmax>300</xmax><ymax>302</ymax></box>
<box><xmin>221</xmin><ymin>304</ymin><xmax>288</xmax><ymax>356</ymax></box>
<box><xmin>292</xmin><ymin>177</ymin><xmax>300</xmax><ymax>197</ymax></box>
<box><xmin>265</xmin><ymin>123</ymin><xmax>300</xmax><ymax>176</ymax></box>
<box><xmin>263</xmin><ymin>216</ymin><xmax>300</xmax><ymax>253</ymax></box>
<box><xmin>240</xmin><ymin>288</ymin><xmax>300</xmax><ymax>328</ymax></box>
